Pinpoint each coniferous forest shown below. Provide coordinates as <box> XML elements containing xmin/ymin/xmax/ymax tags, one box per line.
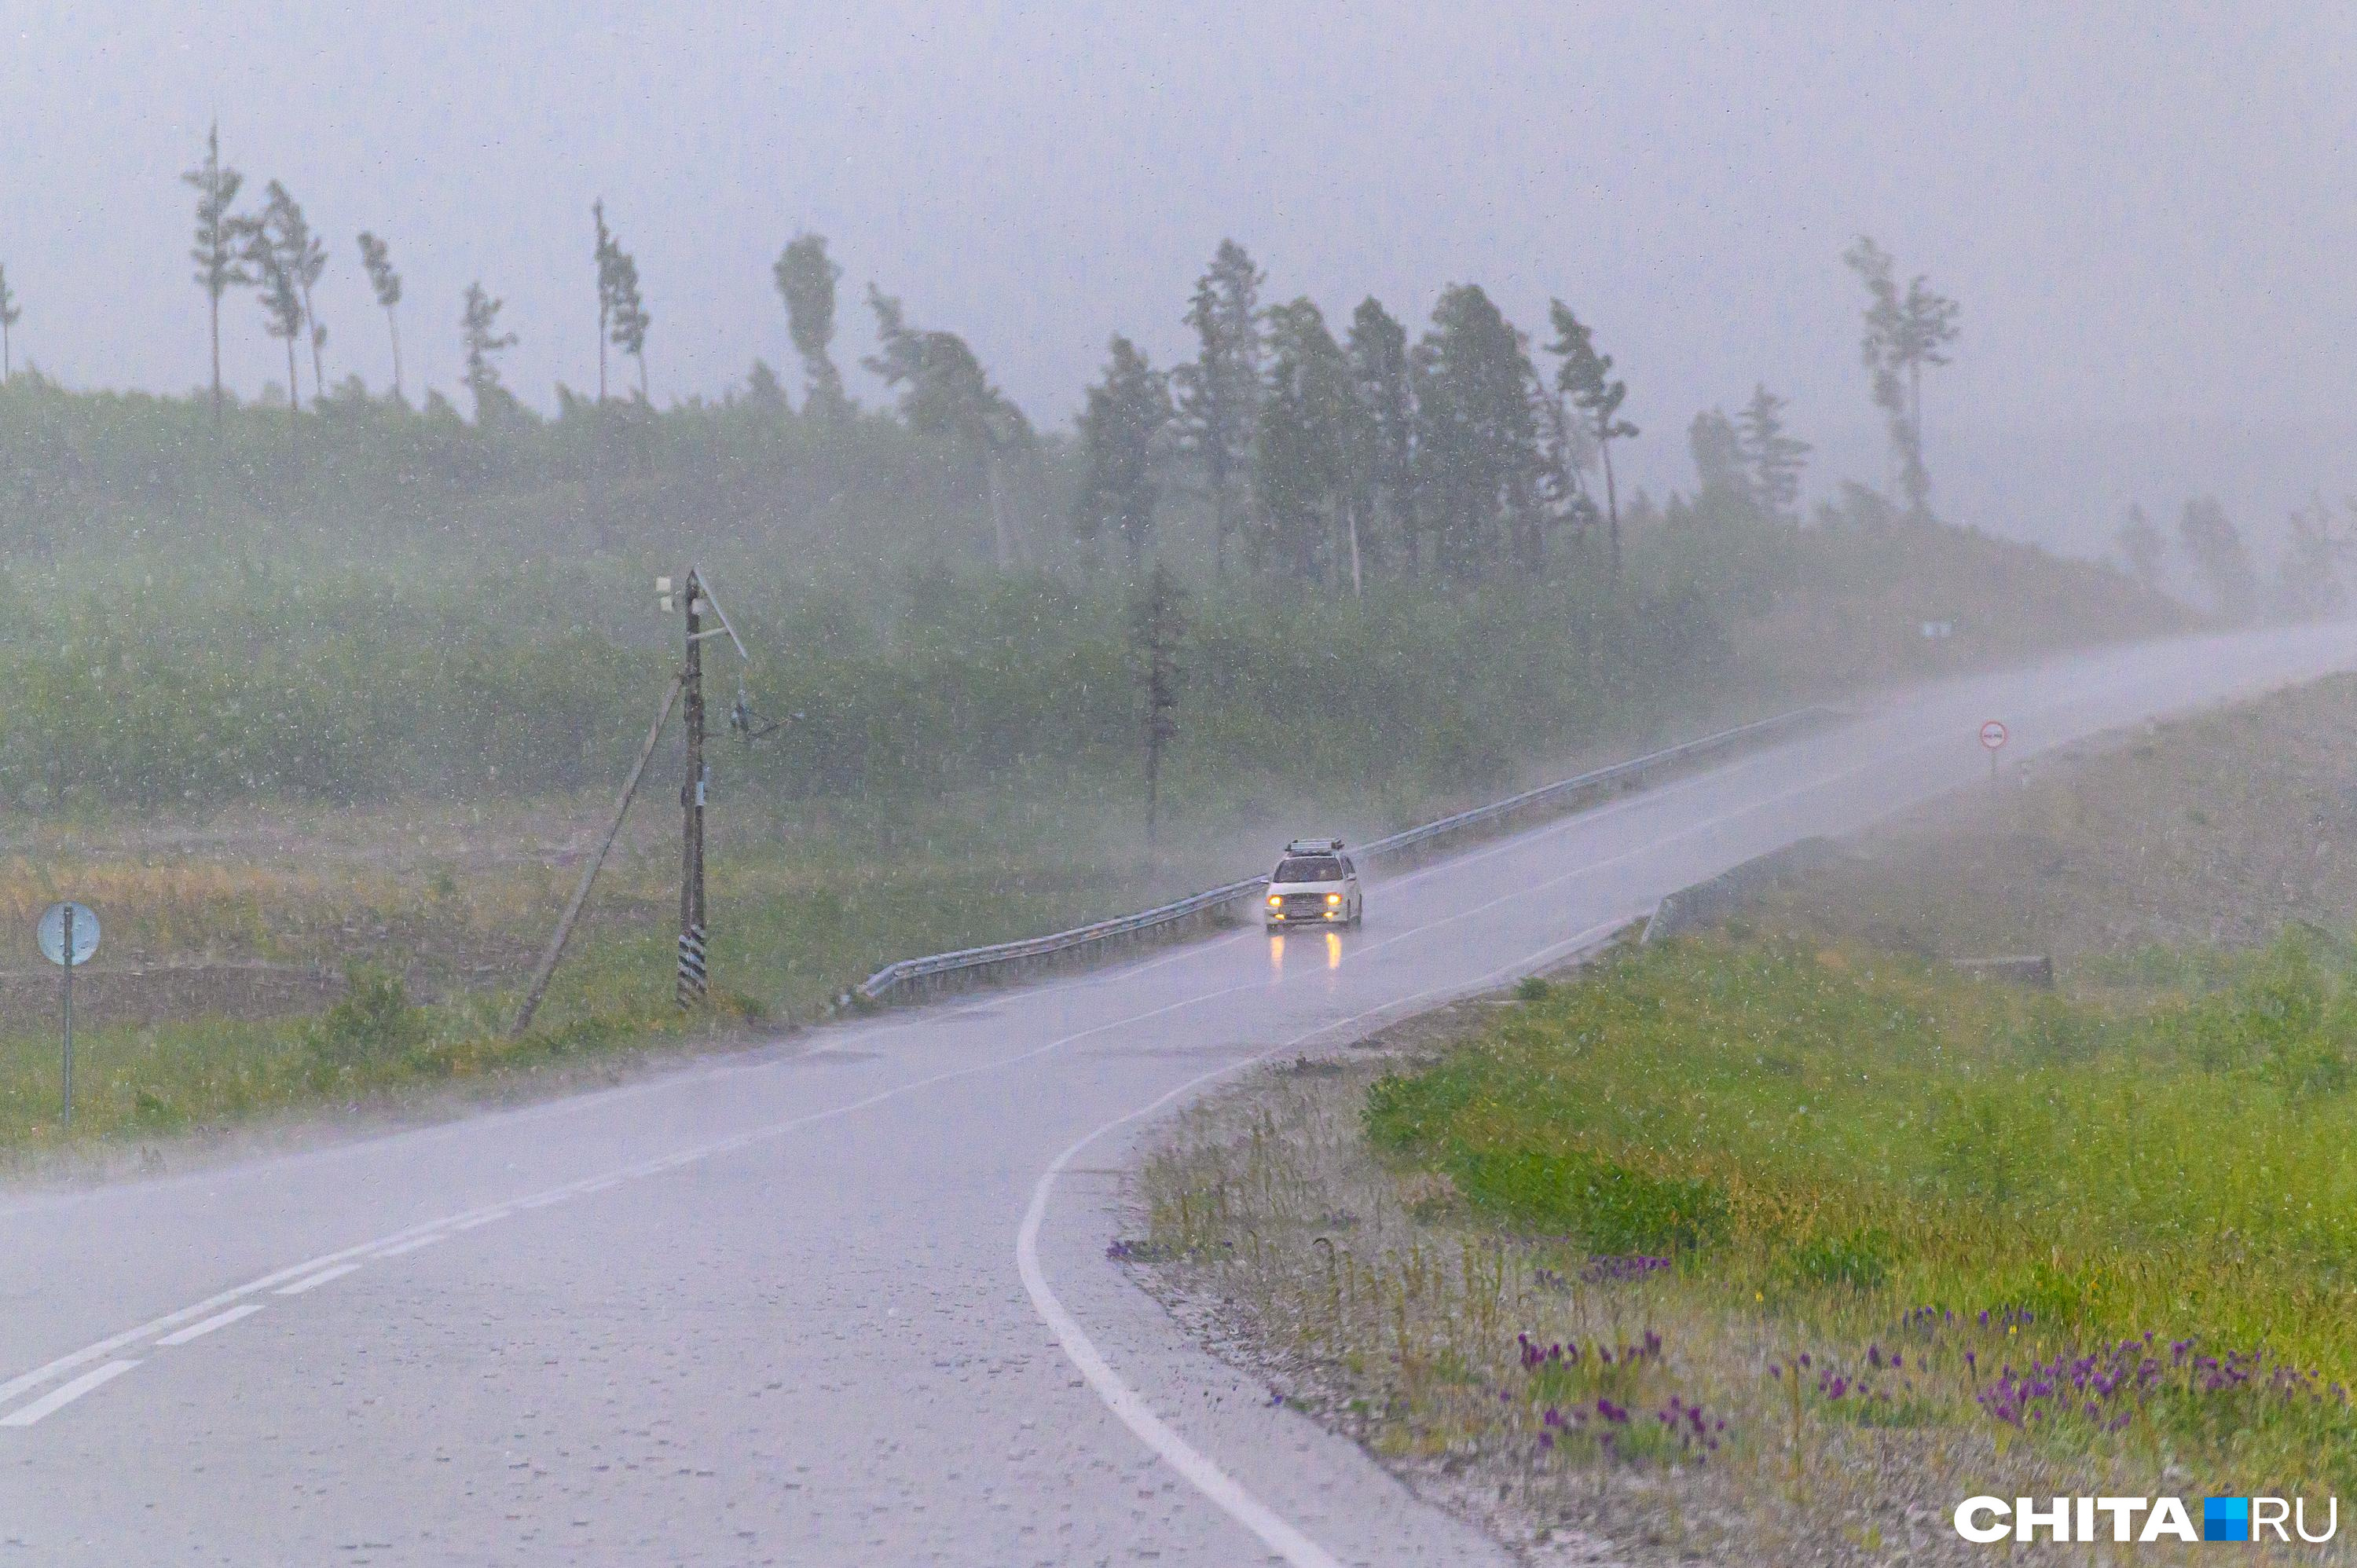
<box><xmin>0</xmin><ymin>128</ymin><xmax>2203</xmax><ymax>819</ymax></box>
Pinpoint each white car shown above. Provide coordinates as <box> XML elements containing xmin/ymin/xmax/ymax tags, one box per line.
<box><xmin>1263</xmin><ymin>839</ymin><xmax>1362</xmax><ymax>930</ymax></box>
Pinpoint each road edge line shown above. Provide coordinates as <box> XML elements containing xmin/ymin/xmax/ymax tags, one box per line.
<box><xmin>1016</xmin><ymin>917</ymin><xmax>1632</xmax><ymax>1567</ymax></box>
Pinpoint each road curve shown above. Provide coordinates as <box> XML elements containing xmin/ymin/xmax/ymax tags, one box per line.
<box><xmin>5</xmin><ymin>623</ymin><xmax>2355</xmax><ymax>1566</ymax></box>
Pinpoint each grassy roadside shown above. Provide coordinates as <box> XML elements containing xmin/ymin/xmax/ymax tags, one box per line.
<box><xmin>0</xmin><ymin>792</ymin><xmax>1218</xmax><ymax>1152</ymax></box>
<box><xmin>1129</xmin><ymin>950</ymin><xmax>2357</xmax><ymax>1566</ymax></box>
<box><xmin>0</xmin><ymin>749</ymin><xmax>1613</xmax><ymax>1153</ymax></box>
<box><xmin>1124</xmin><ymin>673</ymin><xmax>2357</xmax><ymax>1565</ymax></box>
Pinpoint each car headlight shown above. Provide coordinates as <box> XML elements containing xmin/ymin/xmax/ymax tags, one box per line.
<box><xmin>1268</xmin><ymin>894</ymin><xmax>1283</xmax><ymax>907</ymax></box>
<box><xmin>1326</xmin><ymin>892</ymin><xmax>1342</xmax><ymax>905</ymax></box>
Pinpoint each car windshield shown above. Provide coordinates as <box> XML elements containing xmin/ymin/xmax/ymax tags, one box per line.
<box><xmin>1274</xmin><ymin>856</ymin><xmax>1343</xmax><ymax>883</ymax></box>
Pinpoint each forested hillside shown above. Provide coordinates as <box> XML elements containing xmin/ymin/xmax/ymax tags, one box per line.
<box><xmin>0</xmin><ymin>156</ymin><xmax>2201</xmax><ymax>822</ymax></box>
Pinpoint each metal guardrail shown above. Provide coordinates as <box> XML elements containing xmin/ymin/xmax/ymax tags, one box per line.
<box><xmin>1640</xmin><ymin>836</ymin><xmax>1849</xmax><ymax>943</ymax></box>
<box><xmin>851</xmin><ymin>705</ymin><xmax>1839</xmax><ymax>1006</ymax></box>
<box><xmin>849</xmin><ymin>874</ymin><xmax>1270</xmax><ymax>1006</ymax></box>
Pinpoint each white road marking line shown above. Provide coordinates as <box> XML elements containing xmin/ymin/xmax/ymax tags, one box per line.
<box><xmin>0</xmin><ymin>727</ymin><xmax>1941</xmax><ymax>1429</ymax></box>
<box><xmin>512</xmin><ymin>1192</ymin><xmax>569</xmax><ymax>1210</ymax></box>
<box><xmin>0</xmin><ymin>1361</ymin><xmax>139</xmax><ymax>1427</ymax></box>
<box><xmin>155</xmin><ymin>1304</ymin><xmax>264</xmax><ymax>1346</ymax></box>
<box><xmin>372</xmin><ymin>1233</ymin><xmax>448</xmax><ymax>1259</ymax></box>
<box><xmin>12</xmin><ymin>649</ymin><xmax>2335</xmax><ymax>1439</ymax></box>
<box><xmin>0</xmin><ymin>1229</ymin><xmax>434</xmax><ymax>1415</ymax></box>
<box><xmin>1017</xmin><ymin>918</ymin><xmax>1633</xmax><ymax>1568</ymax></box>
<box><xmin>0</xmin><ymin>961</ymin><xmax>1295</xmax><ymax>1434</ymax></box>
<box><xmin>274</xmin><ymin>1263</ymin><xmax>361</xmax><ymax>1296</ymax></box>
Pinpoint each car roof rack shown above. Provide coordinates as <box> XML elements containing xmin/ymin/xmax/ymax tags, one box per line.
<box><xmin>1284</xmin><ymin>837</ymin><xmax>1344</xmax><ymax>855</ymax></box>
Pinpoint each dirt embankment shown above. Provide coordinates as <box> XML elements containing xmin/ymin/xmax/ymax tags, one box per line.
<box><xmin>1753</xmin><ymin>671</ymin><xmax>2357</xmax><ymax>973</ymax></box>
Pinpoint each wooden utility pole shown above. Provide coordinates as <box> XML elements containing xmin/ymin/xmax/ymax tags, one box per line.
<box><xmin>1143</xmin><ymin>647</ymin><xmax>1175</xmax><ymax>846</ymax></box>
<box><xmin>676</xmin><ymin>570</ymin><xmax>709</xmax><ymax>1006</ymax></box>
<box><xmin>506</xmin><ymin>568</ymin><xmax>756</xmax><ymax>1031</ymax></box>
<box><xmin>1129</xmin><ymin>565</ymin><xmax>1186</xmax><ymax>852</ymax></box>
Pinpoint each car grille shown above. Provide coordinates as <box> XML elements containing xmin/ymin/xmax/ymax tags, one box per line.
<box><xmin>1276</xmin><ymin>893</ymin><xmax>1334</xmax><ymax>917</ymax></box>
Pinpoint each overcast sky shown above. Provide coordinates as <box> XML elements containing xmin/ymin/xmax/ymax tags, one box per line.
<box><xmin>6</xmin><ymin>2</ymin><xmax>2353</xmax><ymax>551</ymax></box>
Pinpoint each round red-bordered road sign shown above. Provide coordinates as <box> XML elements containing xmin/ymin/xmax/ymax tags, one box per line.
<box><xmin>1979</xmin><ymin>720</ymin><xmax>2008</xmax><ymax>750</ymax></box>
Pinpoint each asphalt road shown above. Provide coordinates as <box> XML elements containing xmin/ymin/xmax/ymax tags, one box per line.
<box><xmin>5</xmin><ymin>624</ymin><xmax>2356</xmax><ymax>1566</ymax></box>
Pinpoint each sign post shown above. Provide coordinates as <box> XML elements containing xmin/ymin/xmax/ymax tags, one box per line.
<box><xmin>36</xmin><ymin>902</ymin><xmax>99</xmax><ymax>1129</ymax></box>
<box><xmin>1979</xmin><ymin>720</ymin><xmax>2009</xmax><ymax>800</ymax></box>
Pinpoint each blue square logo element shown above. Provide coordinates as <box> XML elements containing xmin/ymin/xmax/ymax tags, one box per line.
<box><xmin>2205</xmin><ymin>1497</ymin><xmax>2251</xmax><ymax>1542</ymax></box>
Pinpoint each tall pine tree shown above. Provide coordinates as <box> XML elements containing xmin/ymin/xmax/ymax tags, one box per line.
<box><xmin>610</xmin><ymin>251</ymin><xmax>649</xmax><ymax>400</ymax></box>
<box><xmin>1413</xmin><ymin>284</ymin><xmax>1540</xmax><ymax>578</ymax></box>
<box><xmin>262</xmin><ymin>183</ymin><xmax>328</xmax><ymax>404</ymax></box>
<box><xmin>1545</xmin><ymin>301</ymin><xmax>1637</xmax><ymax>580</ymax></box>
<box><xmin>240</xmin><ymin>189</ymin><xmax>307</xmax><ymax>409</ymax></box>
<box><xmin>0</xmin><ymin>264</ymin><xmax>19</xmax><ymax>382</ymax></box>
<box><xmin>1172</xmin><ymin>240</ymin><xmax>1263</xmax><ymax>577</ymax></box>
<box><xmin>592</xmin><ymin>201</ymin><xmax>618</xmax><ymax>401</ymax></box>
<box><xmin>1736</xmin><ymin>383</ymin><xmax>1809</xmax><ymax>518</ymax></box>
<box><xmin>357</xmin><ymin>232</ymin><xmax>404</xmax><ymax>400</ymax></box>
<box><xmin>594</xmin><ymin>203</ymin><xmax>650</xmax><ymax>400</ymax></box>
<box><xmin>1687</xmin><ymin>408</ymin><xmax>1750</xmax><ymax>504</ymax></box>
<box><xmin>1347</xmin><ymin>297</ymin><xmax>1415</xmax><ymax>577</ymax></box>
<box><xmin>2176</xmin><ymin>496</ymin><xmax>2256</xmax><ymax>620</ymax></box>
<box><xmin>773</xmin><ymin>233</ymin><xmax>847</xmax><ymax>419</ymax></box>
<box><xmin>1845</xmin><ymin>238</ymin><xmax>1959</xmax><ymax>516</ymax></box>
<box><xmin>460</xmin><ymin>282</ymin><xmax>519</xmax><ymax>425</ymax></box>
<box><xmin>181</xmin><ymin>123</ymin><xmax>247</xmax><ymax>423</ymax></box>
<box><xmin>1252</xmin><ymin>299</ymin><xmax>1361</xmax><ymax>582</ymax></box>
<box><xmin>865</xmin><ymin>286</ymin><xmax>1032</xmax><ymax>566</ymax></box>
<box><xmin>1072</xmin><ymin>335</ymin><xmax>1173</xmax><ymax>566</ymax></box>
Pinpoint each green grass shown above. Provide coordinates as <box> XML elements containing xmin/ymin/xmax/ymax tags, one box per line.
<box><xmin>0</xmin><ymin>763</ymin><xmax>1409</xmax><ymax>1152</ymax></box>
<box><xmin>1364</xmin><ymin>933</ymin><xmax>2357</xmax><ymax>1491</ymax></box>
<box><xmin>0</xmin><ymin>972</ymin><xmax>750</xmax><ymax>1150</ymax></box>
<box><xmin>0</xmin><ymin>874</ymin><xmax>1110</xmax><ymax>1152</ymax></box>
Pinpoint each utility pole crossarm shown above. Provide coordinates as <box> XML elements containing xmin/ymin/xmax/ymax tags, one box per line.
<box><xmin>688</xmin><ymin>564</ymin><xmax>751</xmax><ymax>660</ymax></box>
